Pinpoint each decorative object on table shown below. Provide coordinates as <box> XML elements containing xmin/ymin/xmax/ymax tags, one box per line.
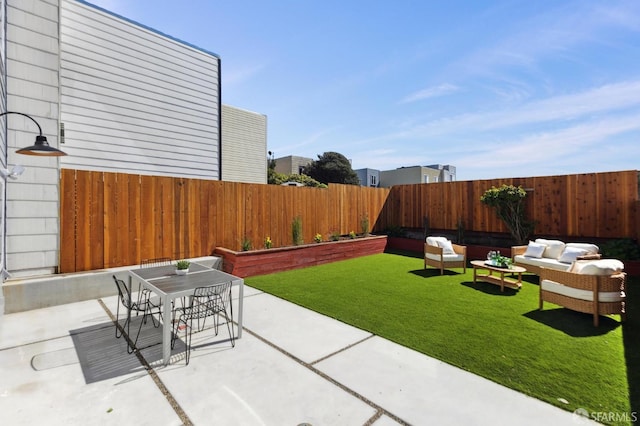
<box><xmin>175</xmin><ymin>260</ymin><xmax>191</xmax><ymax>275</ymax></box>
<box><xmin>486</xmin><ymin>251</ymin><xmax>512</xmax><ymax>269</ymax></box>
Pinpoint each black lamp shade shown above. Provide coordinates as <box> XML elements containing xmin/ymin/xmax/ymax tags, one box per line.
<box><xmin>15</xmin><ymin>135</ymin><xmax>67</xmax><ymax>157</ymax></box>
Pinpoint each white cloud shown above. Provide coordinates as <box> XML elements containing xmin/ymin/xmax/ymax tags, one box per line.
<box><xmin>399</xmin><ymin>83</ymin><xmax>460</xmax><ymax>104</ymax></box>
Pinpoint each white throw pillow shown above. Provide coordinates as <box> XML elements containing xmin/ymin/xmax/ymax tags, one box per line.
<box><xmin>437</xmin><ymin>239</ymin><xmax>456</xmax><ymax>254</ymax></box>
<box><xmin>574</xmin><ymin>259</ymin><xmax>624</xmax><ymax>275</ymax></box>
<box><xmin>523</xmin><ymin>241</ymin><xmax>546</xmax><ymax>258</ymax></box>
<box><xmin>426</xmin><ymin>236</ymin><xmax>448</xmax><ymax>247</ymax></box>
<box><xmin>535</xmin><ymin>239</ymin><xmax>565</xmax><ymax>259</ymax></box>
<box><xmin>558</xmin><ymin>246</ymin><xmax>588</xmax><ymax>264</ymax></box>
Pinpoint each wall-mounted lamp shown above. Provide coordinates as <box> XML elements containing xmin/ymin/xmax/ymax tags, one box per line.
<box><xmin>0</xmin><ymin>164</ymin><xmax>25</xmax><ymax>180</ymax></box>
<box><xmin>0</xmin><ymin>111</ymin><xmax>67</xmax><ymax>156</ymax></box>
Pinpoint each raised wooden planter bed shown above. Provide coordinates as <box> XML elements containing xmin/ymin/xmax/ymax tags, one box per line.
<box><xmin>214</xmin><ymin>235</ymin><xmax>388</xmax><ymax>278</ymax></box>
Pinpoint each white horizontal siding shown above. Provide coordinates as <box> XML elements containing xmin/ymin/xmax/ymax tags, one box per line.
<box><xmin>59</xmin><ymin>0</ymin><xmax>220</xmax><ymax>179</ymax></box>
<box><xmin>221</xmin><ymin>105</ymin><xmax>267</xmax><ymax>184</ymax></box>
<box><xmin>4</xmin><ymin>0</ymin><xmax>61</xmax><ymax>279</ymax></box>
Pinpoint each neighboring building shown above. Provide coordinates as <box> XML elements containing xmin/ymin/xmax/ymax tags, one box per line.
<box><xmin>379</xmin><ymin>164</ymin><xmax>456</xmax><ymax>188</ymax></box>
<box><xmin>355</xmin><ymin>168</ymin><xmax>380</xmax><ymax>187</ymax></box>
<box><xmin>273</xmin><ymin>155</ymin><xmax>312</xmax><ymax>175</ymax></box>
<box><xmin>221</xmin><ymin>105</ymin><xmax>267</xmax><ymax>184</ymax></box>
<box><xmin>0</xmin><ymin>0</ymin><xmax>262</xmax><ymax>282</ymax></box>
<box><xmin>59</xmin><ymin>0</ymin><xmax>221</xmax><ymax>180</ymax></box>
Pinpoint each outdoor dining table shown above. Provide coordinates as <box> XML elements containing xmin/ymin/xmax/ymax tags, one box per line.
<box><xmin>128</xmin><ymin>263</ymin><xmax>244</xmax><ymax>365</ymax></box>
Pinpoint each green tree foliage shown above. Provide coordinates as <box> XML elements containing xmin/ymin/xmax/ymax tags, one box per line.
<box><xmin>267</xmin><ymin>169</ymin><xmax>326</xmax><ymax>187</ymax></box>
<box><xmin>480</xmin><ymin>184</ymin><xmax>536</xmax><ymax>245</ymax></box>
<box><xmin>304</xmin><ymin>152</ymin><xmax>360</xmax><ymax>185</ymax></box>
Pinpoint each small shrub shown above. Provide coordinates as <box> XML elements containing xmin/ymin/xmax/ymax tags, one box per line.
<box><xmin>600</xmin><ymin>238</ymin><xmax>640</xmax><ymax>260</ymax></box>
<box><xmin>349</xmin><ymin>230</ymin><xmax>356</xmax><ymax>239</ymax></box>
<box><xmin>241</xmin><ymin>237</ymin><xmax>252</xmax><ymax>251</ymax></box>
<box><xmin>361</xmin><ymin>214</ymin><xmax>370</xmax><ymax>236</ymax></box>
<box><xmin>292</xmin><ymin>216</ymin><xmax>303</xmax><ymax>245</ymax></box>
<box><xmin>330</xmin><ymin>231</ymin><xmax>340</xmax><ymax>241</ymax></box>
<box><xmin>314</xmin><ymin>233</ymin><xmax>322</xmax><ymax>243</ymax></box>
<box><xmin>264</xmin><ymin>236</ymin><xmax>272</xmax><ymax>249</ymax></box>
<box><xmin>385</xmin><ymin>225</ymin><xmax>406</xmax><ymax>238</ymax></box>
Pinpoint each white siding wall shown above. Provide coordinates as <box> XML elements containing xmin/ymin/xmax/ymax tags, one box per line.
<box><xmin>59</xmin><ymin>0</ymin><xmax>221</xmax><ymax>179</ymax></box>
<box><xmin>5</xmin><ymin>0</ymin><xmax>61</xmax><ymax>278</ymax></box>
<box><xmin>221</xmin><ymin>104</ymin><xmax>267</xmax><ymax>184</ymax></box>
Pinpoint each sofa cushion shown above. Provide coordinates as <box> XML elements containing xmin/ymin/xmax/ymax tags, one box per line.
<box><xmin>541</xmin><ymin>279</ymin><xmax>625</xmax><ymax>302</ymax></box>
<box><xmin>572</xmin><ymin>259</ymin><xmax>625</xmax><ymax>275</ymax></box>
<box><xmin>534</xmin><ymin>239</ymin><xmax>565</xmax><ymax>259</ymax></box>
<box><xmin>523</xmin><ymin>241</ymin><xmax>546</xmax><ymax>258</ymax></box>
<box><xmin>436</xmin><ymin>239</ymin><xmax>456</xmax><ymax>254</ymax></box>
<box><xmin>565</xmin><ymin>242</ymin><xmax>599</xmax><ymax>255</ymax></box>
<box><xmin>514</xmin><ymin>255</ymin><xmax>572</xmax><ymax>271</ymax></box>
<box><xmin>558</xmin><ymin>247</ymin><xmax>589</xmax><ymax>264</ymax></box>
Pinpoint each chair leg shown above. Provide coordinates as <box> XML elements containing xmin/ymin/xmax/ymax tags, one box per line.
<box><xmin>126</xmin><ymin>307</ymin><xmax>135</xmax><ymax>354</ymax></box>
<box><xmin>115</xmin><ymin>302</ymin><xmax>123</xmax><ymax>338</ymax></box>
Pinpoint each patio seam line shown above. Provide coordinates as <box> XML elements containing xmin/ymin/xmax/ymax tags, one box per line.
<box><xmin>241</xmin><ymin>325</ymin><xmax>409</xmax><ymax>426</ymax></box>
<box><xmin>309</xmin><ymin>333</ymin><xmax>375</xmax><ymax>365</ymax></box>
<box><xmin>98</xmin><ymin>298</ymin><xmax>193</xmax><ymax>426</ymax></box>
<box><xmin>0</xmin><ymin>334</ymin><xmax>69</xmax><ymax>353</ymax></box>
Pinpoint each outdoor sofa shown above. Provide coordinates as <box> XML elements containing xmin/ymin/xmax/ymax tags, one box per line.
<box><xmin>539</xmin><ymin>259</ymin><xmax>626</xmax><ymax>326</ymax></box>
<box><xmin>511</xmin><ymin>238</ymin><xmax>601</xmax><ymax>276</ymax></box>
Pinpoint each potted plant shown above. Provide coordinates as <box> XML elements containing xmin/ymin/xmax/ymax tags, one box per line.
<box><xmin>175</xmin><ymin>260</ymin><xmax>190</xmax><ymax>275</ymax></box>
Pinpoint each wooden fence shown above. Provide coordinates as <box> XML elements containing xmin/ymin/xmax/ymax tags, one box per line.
<box><xmin>60</xmin><ymin>169</ymin><xmax>639</xmax><ymax>273</ymax></box>
<box><xmin>60</xmin><ymin>169</ymin><xmax>389</xmax><ymax>272</ymax></box>
<box><xmin>383</xmin><ymin>170</ymin><xmax>639</xmax><ymax>239</ymax></box>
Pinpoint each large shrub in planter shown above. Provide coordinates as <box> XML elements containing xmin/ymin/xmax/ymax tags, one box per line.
<box><xmin>480</xmin><ymin>184</ymin><xmax>536</xmax><ymax>245</ymax></box>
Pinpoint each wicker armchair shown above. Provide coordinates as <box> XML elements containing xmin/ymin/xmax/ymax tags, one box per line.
<box><xmin>539</xmin><ymin>267</ymin><xmax>626</xmax><ymax>327</ymax></box>
<box><xmin>424</xmin><ymin>237</ymin><xmax>466</xmax><ymax>275</ymax></box>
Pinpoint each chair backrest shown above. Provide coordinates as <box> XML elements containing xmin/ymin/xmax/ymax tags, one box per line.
<box><xmin>141</xmin><ymin>257</ymin><xmax>172</xmax><ymax>268</ymax></box>
<box><xmin>113</xmin><ymin>275</ymin><xmax>132</xmax><ymax>309</ymax></box>
<box><xmin>190</xmin><ymin>281</ymin><xmax>233</xmax><ymax>314</ymax></box>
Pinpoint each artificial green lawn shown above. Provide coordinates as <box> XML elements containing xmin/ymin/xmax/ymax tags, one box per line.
<box><xmin>245</xmin><ymin>251</ymin><xmax>639</xmax><ymax>426</ymax></box>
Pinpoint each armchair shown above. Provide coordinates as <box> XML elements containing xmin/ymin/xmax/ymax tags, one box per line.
<box><xmin>424</xmin><ymin>236</ymin><xmax>467</xmax><ymax>275</ymax></box>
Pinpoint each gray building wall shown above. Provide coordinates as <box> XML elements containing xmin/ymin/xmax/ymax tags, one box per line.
<box><xmin>59</xmin><ymin>0</ymin><xmax>221</xmax><ymax>179</ymax></box>
<box><xmin>355</xmin><ymin>168</ymin><xmax>380</xmax><ymax>187</ymax></box>
<box><xmin>274</xmin><ymin>155</ymin><xmax>312</xmax><ymax>175</ymax></box>
<box><xmin>5</xmin><ymin>0</ymin><xmax>62</xmax><ymax>278</ymax></box>
<box><xmin>221</xmin><ymin>104</ymin><xmax>267</xmax><ymax>184</ymax></box>
<box><xmin>379</xmin><ymin>164</ymin><xmax>456</xmax><ymax>187</ymax></box>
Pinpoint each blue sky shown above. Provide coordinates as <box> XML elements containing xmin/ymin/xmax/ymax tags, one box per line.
<box><xmin>87</xmin><ymin>0</ymin><xmax>640</xmax><ymax>180</ymax></box>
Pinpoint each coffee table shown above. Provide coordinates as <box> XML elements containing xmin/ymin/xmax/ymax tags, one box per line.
<box><xmin>470</xmin><ymin>260</ymin><xmax>526</xmax><ymax>292</ymax></box>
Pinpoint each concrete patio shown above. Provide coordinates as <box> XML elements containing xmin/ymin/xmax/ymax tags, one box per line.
<box><xmin>0</xmin><ymin>285</ymin><xmax>596</xmax><ymax>425</ymax></box>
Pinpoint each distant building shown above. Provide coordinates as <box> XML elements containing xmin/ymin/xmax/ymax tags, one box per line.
<box><xmin>379</xmin><ymin>164</ymin><xmax>456</xmax><ymax>187</ymax></box>
<box><xmin>273</xmin><ymin>155</ymin><xmax>313</xmax><ymax>175</ymax></box>
<box><xmin>354</xmin><ymin>168</ymin><xmax>380</xmax><ymax>187</ymax></box>
<box><xmin>221</xmin><ymin>105</ymin><xmax>267</xmax><ymax>184</ymax></box>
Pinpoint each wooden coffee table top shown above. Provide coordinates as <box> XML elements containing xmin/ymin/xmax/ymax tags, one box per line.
<box><xmin>470</xmin><ymin>260</ymin><xmax>527</xmax><ymax>274</ymax></box>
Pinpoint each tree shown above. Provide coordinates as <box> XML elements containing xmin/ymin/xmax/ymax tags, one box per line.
<box><xmin>480</xmin><ymin>184</ymin><xmax>536</xmax><ymax>245</ymax></box>
<box><xmin>304</xmin><ymin>152</ymin><xmax>360</xmax><ymax>185</ymax></box>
